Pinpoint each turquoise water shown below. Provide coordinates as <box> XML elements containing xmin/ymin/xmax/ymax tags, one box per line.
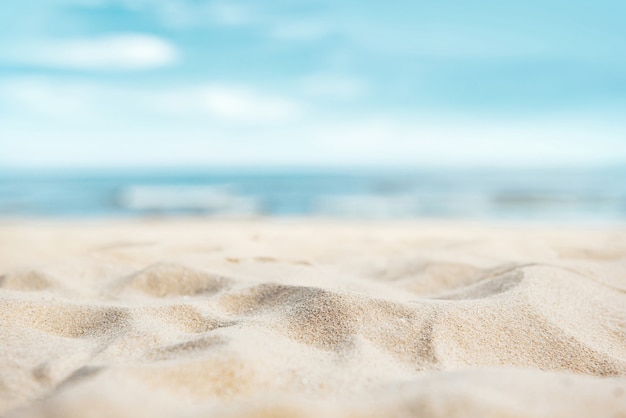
<box><xmin>0</xmin><ymin>167</ymin><xmax>625</xmax><ymax>220</ymax></box>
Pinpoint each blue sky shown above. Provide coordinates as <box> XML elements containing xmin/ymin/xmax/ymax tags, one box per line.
<box><xmin>1</xmin><ymin>0</ymin><xmax>625</xmax><ymax>168</ymax></box>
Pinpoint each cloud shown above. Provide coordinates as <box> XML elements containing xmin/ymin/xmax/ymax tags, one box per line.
<box><xmin>4</xmin><ymin>34</ymin><xmax>178</xmax><ymax>70</ymax></box>
<box><xmin>200</xmin><ymin>86</ymin><xmax>302</xmax><ymax>123</ymax></box>
<box><xmin>153</xmin><ymin>85</ymin><xmax>304</xmax><ymax>124</ymax></box>
<box><xmin>275</xmin><ymin>116</ymin><xmax>626</xmax><ymax>168</ymax></box>
<box><xmin>2</xmin><ymin>75</ymin><xmax>625</xmax><ymax>168</ymax></box>
<box><xmin>0</xmin><ymin>77</ymin><xmax>304</xmax><ymax>127</ymax></box>
<box><xmin>4</xmin><ymin>113</ymin><xmax>626</xmax><ymax>169</ymax></box>
<box><xmin>71</xmin><ymin>0</ymin><xmax>333</xmax><ymax>42</ymax></box>
<box><xmin>3</xmin><ymin>79</ymin><xmax>625</xmax><ymax>168</ymax></box>
<box><xmin>0</xmin><ymin>78</ymin><xmax>97</xmax><ymax>118</ymax></box>
<box><xmin>149</xmin><ymin>84</ymin><xmax>307</xmax><ymax>124</ymax></box>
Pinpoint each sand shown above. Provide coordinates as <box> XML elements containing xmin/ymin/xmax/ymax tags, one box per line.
<box><xmin>1</xmin><ymin>218</ymin><xmax>626</xmax><ymax>417</ymax></box>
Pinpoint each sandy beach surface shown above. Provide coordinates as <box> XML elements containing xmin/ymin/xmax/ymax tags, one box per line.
<box><xmin>1</xmin><ymin>219</ymin><xmax>626</xmax><ymax>417</ymax></box>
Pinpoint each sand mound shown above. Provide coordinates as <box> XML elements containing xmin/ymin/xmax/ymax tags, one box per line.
<box><xmin>0</xmin><ymin>300</ymin><xmax>128</xmax><ymax>339</ymax></box>
<box><xmin>0</xmin><ymin>270</ymin><xmax>58</xmax><ymax>292</ymax></box>
<box><xmin>120</xmin><ymin>263</ymin><xmax>231</xmax><ymax>297</ymax></box>
<box><xmin>1</xmin><ymin>220</ymin><xmax>625</xmax><ymax>417</ymax></box>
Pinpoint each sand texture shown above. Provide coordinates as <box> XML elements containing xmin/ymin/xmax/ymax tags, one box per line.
<box><xmin>1</xmin><ymin>219</ymin><xmax>626</xmax><ymax>417</ymax></box>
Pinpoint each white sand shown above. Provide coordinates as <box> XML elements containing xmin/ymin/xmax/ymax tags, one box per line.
<box><xmin>1</xmin><ymin>219</ymin><xmax>625</xmax><ymax>417</ymax></box>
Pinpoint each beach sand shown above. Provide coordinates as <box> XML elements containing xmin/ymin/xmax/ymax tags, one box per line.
<box><xmin>1</xmin><ymin>219</ymin><xmax>626</xmax><ymax>417</ymax></box>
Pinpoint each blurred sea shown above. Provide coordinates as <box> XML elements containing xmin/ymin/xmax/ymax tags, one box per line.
<box><xmin>0</xmin><ymin>167</ymin><xmax>625</xmax><ymax>221</ymax></box>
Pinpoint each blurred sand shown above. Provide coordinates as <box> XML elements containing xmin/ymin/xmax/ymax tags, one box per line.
<box><xmin>1</xmin><ymin>219</ymin><xmax>626</xmax><ymax>417</ymax></box>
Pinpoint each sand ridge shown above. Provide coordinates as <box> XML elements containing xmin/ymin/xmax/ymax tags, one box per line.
<box><xmin>1</xmin><ymin>219</ymin><xmax>625</xmax><ymax>417</ymax></box>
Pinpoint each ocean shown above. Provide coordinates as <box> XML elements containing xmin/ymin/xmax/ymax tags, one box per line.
<box><xmin>0</xmin><ymin>167</ymin><xmax>625</xmax><ymax>221</ymax></box>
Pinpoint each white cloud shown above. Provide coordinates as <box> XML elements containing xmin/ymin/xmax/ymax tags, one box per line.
<box><xmin>2</xmin><ymin>76</ymin><xmax>625</xmax><ymax>168</ymax></box>
<box><xmin>71</xmin><ymin>0</ymin><xmax>333</xmax><ymax>42</ymax></box>
<box><xmin>0</xmin><ymin>78</ymin><xmax>102</xmax><ymax>119</ymax></box>
<box><xmin>4</xmin><ymin>34</ymin><xmax>178</xmax><ymax>70</ymax></box>
<box><xmin>199</xmin><ymin>86</ymin><xmax>302</xmax><ymax>123</ymax></box>
<box><xmin>4</xmin><ymin>113</ymin><xmax>626</xmax><ymax>169</ymax></box>
<box><xmin>152</xmin><ymin>85</ymin><xmax>304</xmax><ymax>124</ymax></box>
<box><xmin>299</xmin><ymin>115</ymin><xmax>626</xmax><ymax>167</ymax></box>
<box><xmin>0</xmin><ymin>78</ymin><xmax>304</xmax><ymax>127</ymax></box>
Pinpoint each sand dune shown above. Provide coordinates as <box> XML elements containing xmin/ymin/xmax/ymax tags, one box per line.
<box><xmin>1</xmin><ymin>219</ymin><xmax>625</xmax><ymax>417</ymax></box>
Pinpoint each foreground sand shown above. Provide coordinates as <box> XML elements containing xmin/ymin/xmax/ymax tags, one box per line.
<box><xmin>1</xmin><ymin>219</ymin><xmax>626</xmax><ymax>417</ymax></box>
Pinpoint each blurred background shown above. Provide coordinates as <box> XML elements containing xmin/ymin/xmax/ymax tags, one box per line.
<box><xmin>1</xmin><ymin>0</ymin><xmax>625</xmax><ymax>220</ymax></box>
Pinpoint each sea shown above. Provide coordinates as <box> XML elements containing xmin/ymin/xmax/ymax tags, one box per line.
<box><xmin>0</xmin><ymin>166</ymin><xmax>625</xmax><ymax>221</ymax></box>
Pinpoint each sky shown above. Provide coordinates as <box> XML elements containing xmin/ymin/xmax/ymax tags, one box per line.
<box><xmin>1</xmin><ymin>0</ymin><xmax>626</xmax><ymax>169</ymax></box>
